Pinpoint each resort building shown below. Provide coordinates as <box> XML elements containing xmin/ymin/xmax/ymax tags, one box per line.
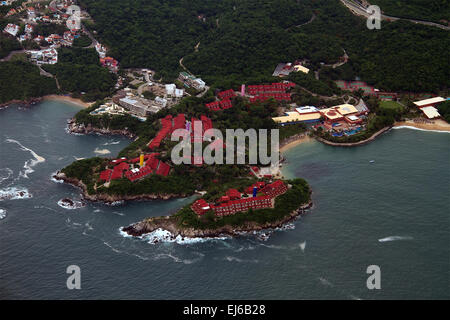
<box><xmin>272</xmin><ymin>112</ymin><xmax>321</xmax><ymax>125</ymax></box>
<box><xmin>89</xmin><ymin>103</ymin><xmax>126</xmax><ymax>116</ymax></box>
<box><xmin>99</xmin><ymin>153</ymin><xmax>171</xmax><ymax>183</ymax></box>
<box><xmin>119</xmin><ymin>97</ymin><xmax>153</xmax><ymax>117</ymax></box>
<box><xmin>178</xmin><ymin>72</ymin><xmax>206</xmax><ymax>90</ymax></box>
<box><xmin>420</xmin><ymin>106</ymin><xmax>441</xmax><ymax>119</ymax></box>
<box><xmin>413</xmin><ymin>97</ymin><xmax>445</xmax><ymax>108</ymax></box>
<box><xmin>191</xmin><ymin>180</ymin><xmax>289</xmax><ymax>216</ymax></box>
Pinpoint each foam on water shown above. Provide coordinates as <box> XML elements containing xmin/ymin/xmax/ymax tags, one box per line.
<box><xmin>5</xmin><ymin>139</ymin><xmax>45</xmax><ymax>179</ymax></box>
<box><xmin>0</xmin><ymin>208</ymin><xmax>6</xmax><ymax>220</ymax></box>
<box><xmin>0</xmin><ymin>187</ymin><xmax>32</xmax><ymax>201</ymax></box>
<box><xmin>57</xmin><ymin>198</ymin><xmax>85</xmax><ymax>210</ymax></box>
<box><xmin>120</xmin><ymin>227</ymin><xmax>228</xmax><ymax>245</ymax></box>
<box><xmin>393</xmin><ymin>126</ymin><xmax>450</xmax><ymax>134</ymax></box>
<box><xmin>103</xmin><ymin>141</ymin><xmax>120</xmax><ymax>146</ymax></box>
<box><xmin>94</xmin><ymin>148</ymin><xmax>111</xmax><ymax>155</ymax></box>
<box><xmin>378</xmin><ymin>236</ymin><xmax>414</xmax><ymax>242</ymax></box>
<box><xmin>0</xmin><ymin>168</ymin><xmax>14</xmax><ymax>185</ymax></box>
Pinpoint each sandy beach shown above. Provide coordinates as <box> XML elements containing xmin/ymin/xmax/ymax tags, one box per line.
<box><xmin>394</xmin><ymin>119</ymin><xmax>450</xmax><ymax>132</ymax></box>
<box><xmin>43</xmin><ymin>95</ymin><xmax>93</xmax><ymax>108</ymax></box>
<box><xmin>280</xmin><ymin>135</ymin><xmax>313</xmax><ymax>153</ymax></box>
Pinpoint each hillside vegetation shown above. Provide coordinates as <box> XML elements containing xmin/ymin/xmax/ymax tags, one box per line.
<box><xmin>78</xmin><ymin>0</ymin><xmax>449</xmax><ymax>93</ymax></box>
<box><xmin>375</xmin><ymin>0</ymin><xmax>449</xmax><ymax>23</ymax></box>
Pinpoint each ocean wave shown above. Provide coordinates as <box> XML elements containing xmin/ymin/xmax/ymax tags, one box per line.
<box><xmin>378</xmin><ymin>236</ymin><xmax>414</xmax><ymax>242</ymax></box>
<box><xmin>393</xmin><ymin>126</ymin><xmax>450</xmax><ymax>134</ymax></box>
<box><xmin>94</xmin><ymin>148</ymin><xmax>111</xmax><ymax>155</ymax></box>
<box><xmin>224</xmin><ymin>256</ymin><xmax>259</xmax><ymax>263</ymax></box>
<box><xmin>0</xmin><ymin>208</ymin><xmax>6</xmax><ymax>220</ymax></box>
<box><xmin>105</xmin><ymin>200</ymin><xmax>124</xmax><ymax>206</ymax></box>
<box><xmin>0</xmin><ymin>187</ymin><xmax>32</xmax><ymax>201</ymax></box>
<box><xmin>5</xmin><ymin>139</ymin><xmax>45</xmax><ymax>179</ymax></box>
<box><xmin>103</xmin><ymin>140</ymin><xmax>121</xmax><ymax>146</ymax></box>
<box><xmin>50</xmin><ymin>171</ymin><xmax>64</xmax><ymax>183</ymax></box>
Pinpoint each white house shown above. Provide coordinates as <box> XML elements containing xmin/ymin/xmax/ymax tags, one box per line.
<box><xmin>3</xmin><ymin>23</ymin><xmax>19</xmax><ymax>37</ymax></box>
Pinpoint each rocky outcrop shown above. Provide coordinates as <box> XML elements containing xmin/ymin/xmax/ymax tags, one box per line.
<box><xmin>53</xmin><ymin>172</ymin><xmax>187</xmax><ymax>204</ymax></box>
<box><xmin>0</xmin><ymin>97</ymin><xmax>43</xmax><ymax>109</ymax></box>
<box><xmin>67</xmin><ymin>119</ymin><xmax>136</xmax><ymax>139</ymax></box>
<box><xmin>122</xmin><ymin>200</ymin><xmax>313</xmax><ymax>239</ymax></box>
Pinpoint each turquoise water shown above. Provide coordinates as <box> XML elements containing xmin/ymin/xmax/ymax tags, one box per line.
<box><xmin>0</xmin><ymin>101</ymin><xmax>449</xmax><ymax>299</ymax></box>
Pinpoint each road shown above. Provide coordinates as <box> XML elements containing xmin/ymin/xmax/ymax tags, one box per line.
<box><xmin>340</xmin><ymin>0</ymin><xmax>449</xmax><ymax>31</ymax></box>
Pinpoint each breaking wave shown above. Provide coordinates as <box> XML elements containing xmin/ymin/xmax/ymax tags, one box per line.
<box><xmin>103</xmin><ymin>140</ymin><xmax>121</xmax><ymax>146</ymax></box>
<box><xmin>378</xmin><ymin>236</ymin><xmax>414</xmax><ymax>242</ymax></box>
<box><xmin>0</xmin><ymin>208</ymin><xmax>6</xmax><ymax>220</ymax></box>
<box><xmin>5</xmin><ymin>139</ymin><xmax>45</xmax><ymax>178</ymax></box>
<box><xmin>0</xmin><ymin>187</ymin><xmax>32</xmax><ymax>201</ymax></box>
<box><xmin>120</xmin><ymin>227</ymin><xmax>228</xmax><ymax>245</ymax></box>
<box><xmin>393</xmin><ymin>126</ymin><xmax>450</xmax><ymax>134</ymax></box>
<box><xmin>57</xmin><ymin>198</ymin><xmax>85</xmax><ymax>210</ymax></box>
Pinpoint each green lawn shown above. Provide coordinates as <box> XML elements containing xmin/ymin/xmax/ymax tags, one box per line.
<box><xmin>379</xmin><ymin>101</ymin><xmax>404</xmax><ymax>111</ymax></box>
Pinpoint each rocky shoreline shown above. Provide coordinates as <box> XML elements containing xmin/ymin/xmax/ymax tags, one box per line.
<box><xmin>52</xmin><ymin>171</ymin><xmax>187</xmax><ymax>204</ymax></box>
<box><xmin>0</xmin><ymin>97</ymin><xmax>43</xmax><ymax>109</ymax></box>
<box><xmin>122</xmin><ymin>199</ymin><xmax>313</xmax><ymax>239</ymax></box>
<box><xmin>67</xmin><ymin>119</ymin><xmax>137</xmax><ymax>139</ymax></box>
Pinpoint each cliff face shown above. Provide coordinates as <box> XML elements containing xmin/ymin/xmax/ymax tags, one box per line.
<box><xmin>122</xmin><ymin>201</ymin><xmax>313</xmax><ymax>239</ymax></box>
<box><xmin>67</xmin><ymin>119</ymin><xmax>136</xmax><ymax>139</ymax></box>
<box><xmin>53</xmin><ymin>172</ymin><xmax>187</xmax><ymax>204</ymax></box>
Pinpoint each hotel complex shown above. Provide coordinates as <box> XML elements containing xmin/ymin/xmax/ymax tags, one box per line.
<box><xmin>191</xmin><ymin>180</ymin><xmax>289</xmax><ymax>216</ymax></box>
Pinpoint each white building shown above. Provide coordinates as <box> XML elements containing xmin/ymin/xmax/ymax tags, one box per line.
<box><xmin>165</xmin><ymin>83</ymin><xmax>176</xmax><ymax>96</ymax></box>
<box><xmin>3</xmin><ymin>23</ymin><xmax>19</xmax><ymax>37</ymax></box>
<box><xmin>174</xmin><ymin>88</ymin><xmax>184</xmax><ymax>98</ymax></box>
<box><xmin>154</xmin><ymin>97</ymin><xmax>168</xmax><ymax>108</ymax></box>
<box><xmin>95</xmin><ymin>42</ymin><xmax>107</xmax><ymax>58</ymax></box>
<box><xmin>192</xmin><ymin>78</ymin><xmax>206</xmax><ymax>90</ymax></box>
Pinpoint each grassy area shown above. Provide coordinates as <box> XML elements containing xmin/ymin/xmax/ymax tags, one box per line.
<box><xmin>379</xmin><ymin>101</ymin><xmax>404</xmax><ymax>112</ymax></box>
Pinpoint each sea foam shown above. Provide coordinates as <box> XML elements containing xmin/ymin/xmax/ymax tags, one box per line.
<box><xmin>378</xmin><ymin>236</ymin><xmax>414</xmax><ymax>242</ymax></box>
<box><xmin>0</xmin><ymin>187</ymin><xmax>32</xmax><ymax>201</ymax></box>
<box><xmin>0</xmin><ymin>208</ymin><xmax>6</xmax><ymax>220</ymax></box>
<box><xmin>393</xmin><ymin>126</ymin><xmax>450</xmax><ymax>134</ymax></box>
<box><xmin>5</xmin><ymin>139</ymin><xmax>45</xmax><ymax>178</ymax></box>
<box><xmin>120</xmin><ymin>227</ymin><xmax>228</xmax><ymax>245</ymax></box>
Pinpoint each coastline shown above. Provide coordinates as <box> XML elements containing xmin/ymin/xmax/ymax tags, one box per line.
<box><xmin>43</xmin><ymin>95</ymin><xmax>93</xmax><ymax>108</ymax></box>
<box><xmin>394</xmin><ymin>119</ymin><xmax>450</xmax><ymax>132</ymax></box>
<box><xmin>67</xmin><ymin>118</ymin><xmax>137</xmax><ymax>139</ymax></box>
<box><xmin>0</xmin><ymin>95</ymin><xmax>93</xmax><ymax>109</ymax></box>
<box><xmin>52</xmin><ymin>171</ymin><xmax>187</xmax><ymax>203</ymax></box>
<box><xmin>280</xmin><ymin>134</ymin><xmax>313</xmax><ymax>153</ymax></box>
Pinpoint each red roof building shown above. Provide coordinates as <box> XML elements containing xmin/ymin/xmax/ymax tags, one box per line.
<box><xmin>192</xmin><ymin>180</ymin><xmax>288</xmax><ymax>216</ymax></box>
<box><xmin>217</xmin><ymin>89</ymin><xmax>235</xmax><ymax>100</ymax></box>
<box><xmin>156</xmin><ymin>161</ymin><xmax>171</xmax><ymax>176</ymax></box>
<box><xmin>260</xmin><ymin>180</ymin><xmax>288</xmax><ymax>198</ymax></box>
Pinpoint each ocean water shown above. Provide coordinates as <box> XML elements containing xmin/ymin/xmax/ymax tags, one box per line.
<box><xmin>0</xmin><ymin>101</ymin><xmax>449</xmax><ymax>299</ymax></box>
